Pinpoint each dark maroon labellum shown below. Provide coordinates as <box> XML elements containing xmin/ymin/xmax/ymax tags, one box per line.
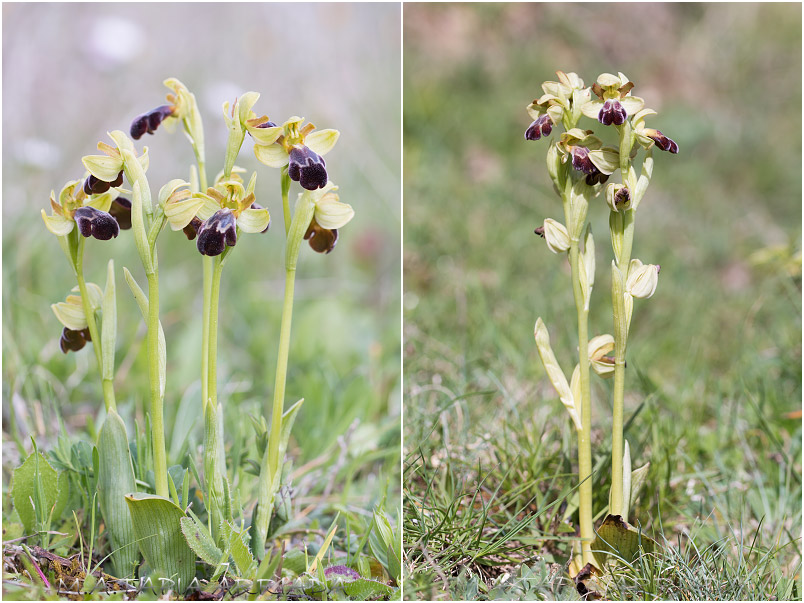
<box><xmin>288</xmin><ymin>145</ymin><xmax>328</xmax><ymax>190</ymax></box>
<box><xmin>534</xmin><ymin>226</ymin><xmax>546</xmax><ymax>237</ymax></box>
<box><xmin>571</xmin><ymin>147</ymin><xmax>597</xmax><ymax>175</ymax></box>
<box><xmin>304</xmin><ymin>218</ymin><xmax>338</xmax><ymax>254</ymax></box>
<box><xmin>598</xmin><ymin>99</ymin><xmax>627</xmax><ymax>126</ymax></box>
<box><xmin>60</xmin><ymin>326</ymin><xmax>91</xmax><ymax>354</ymax></box>
<box><xmin>73</xmin><ymin>206</ymin><xmax>120</xmax><ymax>240</ymax></box>
<box><xmin>524</xmin><ymin>114</ymin><xmax>553</xmax><ymax>141</ymax></box>
<box><xmin>196</xmin><ymin>209</ymin><xmax>237</xmax><ymax>256</ymax></box>
<box><xmin>586</xmin><ymin>172</ymin><xmax>609</xmax><ymax>186</ymax></box>
<box><xmin>109</xmin><ymin>197</ymin><xmax>132</xmax><ymax>230</ymax></box>
<box><xmin>649</xmin><ymin>130</ymin><xmax>679</xmax><ymax>154</ymax></box>
<box><xmin>83</xmin><ymin>171</ymin><xmax>123</xmax><ymax>196</ymax></box>
<box><xmin>130</xmin><ymin>104</ymin><xmax>174</xmax><ymax>140</ymax></box>
<box><xmin>183</xmin><ymin>216</ymin><xmax>203</xmax><ymax>241</ymax></box>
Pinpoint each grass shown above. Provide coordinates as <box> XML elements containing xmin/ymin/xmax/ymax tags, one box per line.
<box><xmin>403</xmin><ymin>3</ymin><xmax>801</xmax><ymax>600</ymax></box>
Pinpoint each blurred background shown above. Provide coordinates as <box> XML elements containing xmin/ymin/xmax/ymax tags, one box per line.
<box><xmin>3</xmin><ymin>2</ymin><xmax>400</xmax><ymax>526</ymax></box>
<box><xmin>403</xmin><ymin>3</ymin><xmax>801</xmax><ymax>598</ymax></box>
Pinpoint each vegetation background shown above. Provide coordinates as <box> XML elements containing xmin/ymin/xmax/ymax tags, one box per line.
<box><xmin>403</xmin><ymin>3</ymin><xmax>801</xmax><ymax>600</ymax></box>
<box><xmin>2</xmin><ymin>2</ymin><xmax>401</xmax><ymax>592</ymax></box>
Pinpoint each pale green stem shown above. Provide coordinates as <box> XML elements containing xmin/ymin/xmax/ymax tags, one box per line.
<box><xmin>203</xmin><ymin>256</ymin><xmax>226</xmax><ymax>541</ymax></box>
<box><xmin>75</xmin><ymin>237</ymin><xmax>116</xmax><ymax>413</ymax></box>
<box><xmin>609</xmin><ymin>208</ymin><xmax>635</xmax><ymax>517</ymax></box>
<box><xmin>207</xmin><ymin>257</ymin><xmax>224</xmax><ymax>410</ymax></box>
<box><xmin>267</xmin><ymin>266</ymin><xmax>296</xmax><ymax>471</ymax></box>
<box><xmin>254</xmin><ymin>189</ymin><xmax>315</xmax><ymax>558</ymax></box>
<box><xmin>201</xmin><ymin>256</ymin><xmax>212</xmax><ymax>412</ymax></box>
<box><xmin>560</xmin><ymin>175</ymin><xmax>593</xmax><ymax>567</ymax></box>
<box><xmin>568</xmin><ymin>239</ymin><xmax>594</xmax><ymax>566</ymax></box>
<box><xmin>146</xmin><ymin>268</ymin><xmax>168</xmax><ymax>498</ymax></box>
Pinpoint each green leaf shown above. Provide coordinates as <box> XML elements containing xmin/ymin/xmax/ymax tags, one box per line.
<box><xmin>180</xmin><ymin>514</ymin><xmax>223</xmax><ymax>566</ymax></box>
<box><xmin>369</xmin><ymin>507</ymin><xmax>401</xmax><ymax>584</ymax></box>
<box><xmin>126</xmin><ymin>493</ymin><xmax>196</xmax><ymax>591</ymax></box>
<box><xmin>590</xmin><ymin>514</ymin><xmax>656</xmax><ymax>566</ymax></box>
<box><xmin>340</xmin><ymin>578</ymin><xmax>397</xmax><ymax>601</ymax></box>
<box><xmin>11</xmin><ymin>450</ymin><xmax>60</xmax><ymax>534</ymax></box>
<box><xmin>97</xmin><ymin>410</ymin><xmax>139</xmax><ymax>577</ymax></box>
<box><xmin>221</xmin><ymin>521</ymin><xmax>254</xmax><ymax>576</ymax></box>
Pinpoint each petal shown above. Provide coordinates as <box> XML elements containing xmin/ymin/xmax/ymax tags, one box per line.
<box><xmin>82</xmin><ymin>154</ymin><xmax>124</xmax><ymax>182</ymax></box>
<box><xmin>195</xmin><ymin>194</ymin><xmax>222</xmax><ymax>221</ymax></box>
<box><xmin>41</xmin><ymin>210</ymin><xmax>74</xmax><ymax>236</ymax></box>
<box><xmin>247</xmin><ymin>124</ymin><xmax>283</xmax><ymax>146</ymax></box>
<box><xmin>526</xmin><ymin>102</ymin><xmax>545</xmax><ymax>120</ymax></box>
<box><xmin>158</xmin><ymin>179</ymin><xmax>191</xmax><ymax>208</ymax></box>
<box><xmin>596</xmin><ymin>72</ymin><xmax>621</xmax><ymax>88</ymax></box>
<box><xmin>164</xmin><ymin>197</ymin><xmax>206</xmax><ymax>230</ymax></box>
<box><xmin>87</xmin><ymin>191</ymin><xmax>114</xmax><ymax>213</ymax></box>
<box><xmin>581</xmin><ymin>99</ymin><xmax>604</xmax><ymax>119</ymax></box>
<box><xmin>315</xmin><ymin>197</ymin><xmax>354</xmax><ymax>230</ymax></box>
<box><xmin>52</xmin><ymin>301</ymin><xmax>87</xmax><ymax>331</ymax></box>
<box><xmin>254</xmin><ymin>143</ymin><xmax>290</xmax><ymax>168</ymax></box>
<box><xmin>588</xmin><ymin>148</ymin><xmax>620</xmax><ymax>175</ymax></box>
<box><xmin>236</xmin><ymin>91</ymin><xmax>260</xmax><ymax>125</ymax></box>
<box><xmin>237</xmin><ymin>207</ymin><xmax>271</xmax><ymax>233</ymax></box>
<box><xmin>138</xmin><ymin>146</ymin><xmax>150</xmax><ymax>173</ymax></box>
<box><xmin>305</xmin><ymin>129</ymin><xmax>340</xmax><ymax>157</ymax></box>
<box><xmin>588</xmin><ymin>334</ymin><xmax>615</xmax><ymax>360</ymax></box>
<box><xmin>619</xmin><ymin>96</ymin><xmax>645</xmax><ymax>116</ymax></box>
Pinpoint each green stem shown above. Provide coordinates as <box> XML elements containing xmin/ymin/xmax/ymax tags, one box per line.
<box><xmin>254</xmin><ymin>188</ymin><xmax>315</xmax><ymax>558</ymax></box>
<box><xmin>207</xmin><ymin>257</ymin><xmax>224</xmax><ymax>410</ymax></box>
<box><xmin>267</xmin><ymin>266</ymin><xmax>296</xmax><ymax>470</ymax></box>
<box><xmin>204</xmin><ymin>256</ymin><xmax>227</xmax><ymax>542</ymax></box>
<box><xmin>609</xmin><ymin>208</ymin><xmax>635</xmax><ymax>517</ymax></box>
<box><xmin>568</xmin><ymin>239</ymin><xmax>594</xmax><ymax>566</ymax></box>
<box><xmin>146</xmin><ymin>269</ymin><xmax>168</xmax><ymax>498</ymax></box>
<box><xmin>75</xmin><ymin>238</ymin><xmax>116</xmax><ymax>413</ymax></box>
<box><xmin>201</xmin><ymin>256</ymin><xmax>213</xmax><ymax>411</ymax></box>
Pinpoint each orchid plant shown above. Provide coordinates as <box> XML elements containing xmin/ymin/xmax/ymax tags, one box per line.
<box><xmin>526</xmin><ymin>71</ymin><xmax>677</xmax><ymax>574</ymax></box>
<box><xmin>35</xmin><ymin>78</ymin><xmax>355</xmax><ymax>590</ymax></box>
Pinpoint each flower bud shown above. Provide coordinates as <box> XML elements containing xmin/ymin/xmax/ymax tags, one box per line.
<box><xmin>588</xmin><ymin>334</ymin><xmax>616</xmax><ymax>378</ymax></box>
<box><xmin>546</xmin><ymin>141</ymin><xmax>562</xmax><ymax>186</ymax></box>
<box><xmin>304</xmin><ymin>218</ymin><xmax>338</xmax><ymax>254</ymax></box>
<box><xmin>109</xmin><ymin>197</ymin><xmax>132</xmax><ymax>230</ymax></box>
<box><xmin>73</xmin><ymin>206</ymin><xmax>120</xmax><ymax>241</ymax></box>
<box><xmin>525</xmin><ymin>114</ymin><xmax>553</xmax><ymax>141</ymax></box>
<box><xmin>606</xmin><ymin>183</ymin><xmax>631</xmax><ymax>212</ymax></box>
<box><xmin>288</xmin><ymin>145</ymin><xmax>328</xmax><ymax>190</ymax></box>
<box><xmin>196</xmin><ymin>208</ymin><xmax>237</xmax><ymax>256</ymax></box>
<box><xmin>536</xmin><ymin>218</ymin><xmax>570</xmax><ymax>254</ymax></box>
<box><xmin>130</xmin><ymin>104</ymin><xmax>174</xmax><ymax>140</ymax></box>
<box><xmin>626</xmin><ymin>259</ymin><xmax>659</xmax><ymax>298</ymax></box>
